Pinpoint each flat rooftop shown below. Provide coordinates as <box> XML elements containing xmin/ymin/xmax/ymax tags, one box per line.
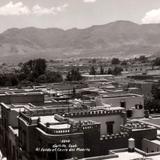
<box><xmin>102</xmin><ymin>93</ymin><xmax>143</xmax><ymax>99</ymax></box>
<box><xmin>49</xmin><ymin>124</ymin><xmax>71</xmax><ymax>129</ymax></box>
<box><xmin>1</xmin><ymin>91</ymin><xmax>44</xmax><ymax>96</ymax></box>
<box><xmin>106</xmin><ymin>151</ymin><xmax>143</xmax><ymax>160</ymax></box>
<box><xmin>31</xmin><ymin>115</ymin><xmax>59</xmax><ymax>123</ymax></box>
<box><xmin>90</xmin><ymin>106</ymin><xmax>124</xmax><ymax>111</ymax></box>
<box><xmin>108</xmin><ymin>151</ymin><xmax>160</xmax><ymax>160</ymax></box>
<box><xmin>6</xmin><ymin>101</ymin><xmax>72</xmax><ymax>112</ymax></box>
<box><xmin>82</xmin><ymin>74</ymin><xmax>113</xmax><ymax>77</ymax></box>
<box><xmin>121</xmin><ymin>121</ymin><xmax>155</xmax><ymax>132</ymax></box>
<box><xmin>32</xmin><ymin>115</ymin><xmax>72</xmax><ymax>129</ymax></box>
<box><xmin>144</xmin><ymin>118</ymin><xmax>160</xmax><ymax>126</ymax></box>
<box><xmin>80</xmin><ymin>148</ymin><xmax>160</xmax><ymax>160</ymax></box>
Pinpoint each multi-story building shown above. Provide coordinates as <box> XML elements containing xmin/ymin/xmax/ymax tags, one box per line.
<box><xmin>0</xmin><ymin>88</ymin><xmax>159</xmax><ymax>160</ymax></box>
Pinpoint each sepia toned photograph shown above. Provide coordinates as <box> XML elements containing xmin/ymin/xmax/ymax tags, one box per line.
<box><xmin>1</xmin><ymin>0</ymin><xmax>160</xmax><ymax>160</ymax></box>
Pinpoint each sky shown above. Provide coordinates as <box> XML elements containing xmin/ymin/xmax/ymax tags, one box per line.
<box><xmin>0</xmin><ymin>0</ymin><xmax>160</xmax><ymax>32</ymax></box>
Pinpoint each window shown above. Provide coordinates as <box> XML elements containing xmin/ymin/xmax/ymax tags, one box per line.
<box><xmin>139</xmin><ymin>104</ymin><xmax>143</xmax><ymax>109</ymax></box>
<box><xmin>120</xmin><ymin>101</ymin><xmax>126</xmax><ymax>108</ymax></box>
<box><xmin>106</xmin><ymin>121</ymin><xmax>114</xmax><ymax>135</ymax></box>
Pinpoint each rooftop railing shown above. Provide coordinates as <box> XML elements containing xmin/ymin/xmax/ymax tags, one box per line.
<box><xmin>100</xmin><ymin>132</ymin><xmax>129</xmax><ymax>141</ymax></box>
<box><xmin>64</xmin><ymin>109</ymin><xmax>123</xmax><ymax>118</ymax></box>
<box><xmin>120</xmin><ymin>121</ymin><xmax>149</xmax><ymax>132</ymax></box>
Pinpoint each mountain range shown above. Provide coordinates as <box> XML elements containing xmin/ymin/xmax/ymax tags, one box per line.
<box><xmin>1</xmin><ymin>20</ymin><xmax>160</xmax><ymax>63</ymax></box>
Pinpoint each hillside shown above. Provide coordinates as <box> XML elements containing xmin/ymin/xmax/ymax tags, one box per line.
<box><xmin>1</xmin><ymin>21</ymin><xmax>160</xmax><ymax>63</ymax></box>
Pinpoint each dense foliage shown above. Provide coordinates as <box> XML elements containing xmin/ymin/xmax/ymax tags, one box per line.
<box><xmin>111</xmin><ymin>58</ymin><xmax>120</xmax><ymax>65</ymax></box>
<box><xmin>89</xmin><ymin>66</ymin><xmax>96</xmax><ymax>75</ymax></box>
<box><xmin>107</xmin><ymin>67</ymin><xmax>123</xmax><ymax>75</ymax></box>
<box><xmin>66</xmin><ymin>68</ymin><xmax>82</xmax><ymax>81</ymax></box>
<box><xmin>144</xmin><ymin>82</ymin><xmax>160</xmax><ymax>113</ymax></box>
<box><xmin>153</xmin><ymin>57</ymin><xmax>160</xmax><ymax>66</ymax></box>
<box><xmin>0</xmin><ymin>58</ymin><xmax>63</xmax><ymax>87</ymax></box>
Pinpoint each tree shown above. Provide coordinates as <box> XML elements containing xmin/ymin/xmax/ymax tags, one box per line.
<box><xmin>107</xmin><ymin>68</ymin><xmax>112</xmax><ymax>74</ymax></box>
<box><xmin>121</xmin><ymin>60</ymin><xmax>127</xmax><ymax>66</ymax></box>
<box><xmin>17</xmin><ymin>73</ymin><xmax>27</xmax><ymax>81</ymax></box>
<box><xmin>145</xmin><ymin>82</ymin><xmax>160</xmax><ymax>113</ymax></box>
<box><xmin>0</xmin><ymin>74</ymin><xmax>6</xmax><ymax>86</ymax></box>
<box><xmin>153</xmin><ymin>57</ymin><xmax>160</xmax><ymax>66</ymax></box>
<box><xmin>34</xmin><ymin>58</ymin><xmax>46</xmax><ymax>76</ymax></box>
<box><xmin>111</xmin><ymin>58</ymin><xmax>120</xmax><ymax>65</ymax></box>
<box><xmin>112</xmin><ymin>66</ymin><xmax>123</xmax><ymax>75</ymax></box>
<box><xmin>66</xmin><ymin>68</ymin><xmax>82</xmax><ymax>81</ymax></box>
<box><xmin>21</xmin><ymin>58</ymin><xmax>47</xmax><ymax>81</ymax></box>
<box><xmin>152</xmin><ymin>83</ymin><xmax>160</xmax><ymax>100</ymax></box>
<box><xmin>92</xmin><ymin>59</ymin><xmax>96</xmax><ymax>63</ymax></box>
<box><xmin>46</xmin><ymin>71</ymin><xmax>63</xmax><ymax>83</ymax></box>
<box><xmin>36</xmin><ymin>74</ymin><xmax>47</xmax><ymax>83</ymax></box>
<box><xmin>89</xmin><ymin>66</ymin><xmax>96</xmax><ymax>75</ymax></box>
<box><xmin>9</xmin><ymin>74</ymin><xmax>19</xmax><ymax>86</ymax></box>
<box><xmin>18</xmin><ymin>80</ymin><xmax>33</xmax><ymax>87</ymax></box>
<box><xmin>0</xmin><ymin>74</ymin><xmax>19</xmax><ymax>86</ymax></box>
<box><xmin>144</xmin><ymin>98</ymin><xmax>160</xmax><ymax>113</ymax></box>
<box><xmin>100</xmin><ymin>66</ymin><xmax>105</xmax><ymax>74</ymax></box>
<box><xmin>139</xmin><ymin>55</ymin><xmax>147</xmax><ymax>63</ymax></box>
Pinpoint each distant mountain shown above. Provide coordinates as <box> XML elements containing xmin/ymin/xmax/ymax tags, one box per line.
<box><xmin>1</xmin><ymin>20</ymin><xmax>160</xmax><ymax>63</ymax></box>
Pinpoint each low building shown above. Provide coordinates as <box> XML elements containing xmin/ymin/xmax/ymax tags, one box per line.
<box><xmin>0</xmin><ymin>91</ymin><xmax>44</xmax><ymax>105</ymax></box>
<box><xmin>82</xmin><ymin>74</ymin><xmax>113</xmax><ymax>81</ymax></box>
<box><xmin>96</xmin><ymin>93</ymin><xmax>144</xmax><ymax>118</ymax></box>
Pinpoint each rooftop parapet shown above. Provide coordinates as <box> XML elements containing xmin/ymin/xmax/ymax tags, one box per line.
<box><xmin>100</xmin><ymin>132</ymin><xmax>129</xmax><ymax>141</ymax></box>
<box><xmin>80</xmin><ymin>120</ymin><xmax>96</xmax><ymax>126</ymax></box>
<box><xmin>101</xmin><ymin>93</ymin><xmax>143</xmax><ymax>99</ymax></box>
<box><xmin>81</xmin><ymin>123</ymin><xmax>100</xmax><ymax>130</ymax></box>
<box><xmin>22</xmin><ymin>109</ymin><xmax>58</xmax><ymax>117</ymax></box>
<box><xmin>36</xmin><ymin>117</ymin><xmax>100</xmax><ymax>135</ymax></box>
<box><xmin>37</xmin><ymin>122</ymin><xmax>73</xmax><ymax>135</ymax></box>
<box><xmin>37</xmin><ymin>122</ymin><xmax>100</xmax><ymax>135</ymax></box>
<box><xmin>19</xmin><ymin>112</ymin><xmax>32</xmax><ymax>125</ymax></box>
<box><xmin>64</xmin><ymin>109</ymin><xmax>124</xmax><ymax>118</ymax></box>
<box><xmin>54</xmin><ymin>114</ymin><xmax>68</xmax><ymax>122</ymax></box>
<box><xmin>120</xmin><ymin>121</ymin><xmax>151</xmax><ymax>132</ymax></box>
<box><xmin>4</xmin><ymin>91</ymin><xmax>44</xmax><ymax>96</ymax></box>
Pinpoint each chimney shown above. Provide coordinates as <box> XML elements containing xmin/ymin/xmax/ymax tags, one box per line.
<box><xmin>128</xmin><ymin>138</ymin><xmax>135</xmax><ymax>152</ymax></box>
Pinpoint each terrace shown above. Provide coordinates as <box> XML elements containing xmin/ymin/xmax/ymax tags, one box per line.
<box><xmin>120</xmin><ymin>121</ymin><xmax>153</xmax><ymax>132</ymax></box>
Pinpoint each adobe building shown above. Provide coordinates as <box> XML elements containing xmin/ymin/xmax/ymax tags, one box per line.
<box><xmin>82</xmin><ymin>74</ymin><xmax>114</xmax><ymax>81</ymax></box>
<box><xmin>0</xmin><ymin>91</ymin><xmax>45</xmax><ymax>159</ymax></box>
<box><xmin>78</xmin><ymin>87</ymin><xmax>144</xmax><ymax>118</ymax></box>
<box><xmin>128</xmin><ymin>80</ymin><xmax>153</xmax><ymax>98</ymax></box>
<box><xmin>95</xmin><ymin>93</ymin><xmax>144</xmax><ymax>118</ymax></box>
<box><xmin>18</xmin><ymin>113</ymin><xmax>93</xmax><ymax>160</ymax></box>
<box><xmin>0</xmin><ymin>99</ymin><xmax>126</xmax><ymax>160</ymax></box>
<box><xmin>64</xmin><ymin>107</ymin><xmax>126</xmax><ymax>135</ymax></box>
<box><xmin>0</xmin><ymin>97</ymin><xmax>88</xmax><ymax>159</ymax></box>
<box><xmin>0</xmin><ymin>91</ymin><xmax>44</xmax><ymax>105</ymax></box>
<box><xmin>17</xmin><ymin>106</ymin><xmax>127</xmax><ymax>159</ymax></box>
<box><xmin>0</xmin><ymin>88</ymin><xmax>158</xmax><ymax>160</ymax></box>
<box><xmin>0</xmin><ymin>99</ymin><xmax>158</xmax><ymax>160</ymax></box>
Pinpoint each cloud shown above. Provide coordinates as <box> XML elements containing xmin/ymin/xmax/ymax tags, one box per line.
<box><xmin>83</xmin><ymin>0</ymin><xmax>97</xmax><ymax>3</ymax></box>
<box><xmin>0</xmin><ymin>1</ymin><xmax>30</xmax><ymax>16</ymax></box>
<box><xmin>32</xmin><ymin>4</ymin><xmax>68</xmax><ymax>16</ymax></box>
<box><xmin>0</xmin><ymin>1</ymin><xmax>68</xmax><ymax>16</ymax></box>
<box><xmin>142</xmin><ymin>8</ymin><xmax>160</xmax><ymax>24</ymax></box>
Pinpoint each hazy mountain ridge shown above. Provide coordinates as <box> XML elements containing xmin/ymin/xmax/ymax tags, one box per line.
<box><xmin>1</xmin><ymin>20</ymin><xmax>160</xmax><ymax>63</ymax></box>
